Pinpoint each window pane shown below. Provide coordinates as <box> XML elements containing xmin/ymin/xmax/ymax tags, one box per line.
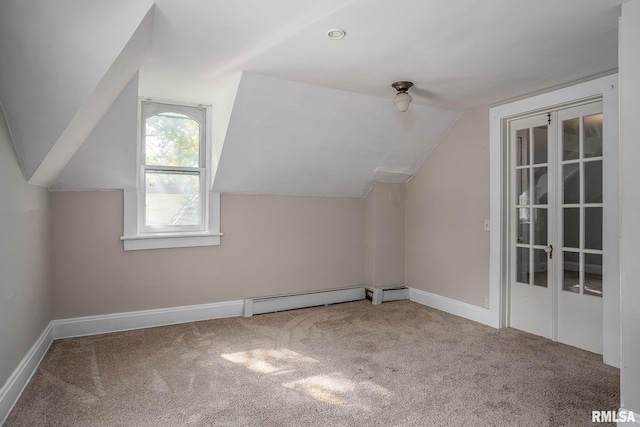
<box><xmin>563</xmin><ymin>163</ymin><xmax>580</xmax><ymax>204</ymax></box>
<box><xmin>584</xmin><ymin>207</ymin><xmax>603</xmax><ymax>250</ymax></box>
<box><xmin>533</xmin><ymin>167</ymin><xmax>547</xmax><ymax>205</ymax></box>
<box><xmin>145</xmin><ymin>171</ymin><xmax>201</xmax><ymax>228</ymax></box>
<box><xmin>517</xmin><ymin>208</ymin><xmax>530</xmax><ymax>244</ymax></box>
<box><xmin>517</xmin><ymin>247</ymin><xmax>529</xmax><ymax>284</ymax></box>
<box><xmin>563</xmin><ymin>118</ymin><xmax>580</xmax><ymax>160</ymax></box>
<box><xmin>533</xmin><ymin>126</ymin><xmax>548</xmax><ymax>164</ymax></box>
<box><xmin>584</xmin><ymin>160</ymin><xmax>603</xmax><ymax>203</ymax></box>
<box><xmin>533</xmin><ymin>208</ymin><xmax>547</xmax><ymax>246</ymax></box>
<box><xmin>584</xmin><ymin>254</ymin><xmax>603</xmax><ymax>297</ymax></box>
<box><xmin>533</xmin><ymin>249</ymin><xmax>548</xmax><ymax>288</ymax></box>
<box><xmin>563</xmin><ymin>208</ymin><xmax>580</xmax><ymax>248</ymax></box>
<box><xmin>146</xmin><ymin>113</ymin><xmax>200</xmax><ymax>167</ymax></box>
<box><xmin>516</xmin><ymin>169</ymin><xmax>529</xmax><ymax>205</ymax></box>
<box><xmin>563</xmin><ymin>252</ymin><xmax>580</xmax><ymax>293</ymax></box>
<box><xmin>583</xmin><ymin>114</ymin><xmax>603</xmax><ymax>158</ymax></box>
<box><xmin>516</xmin><ymin>129</ymin><xmax>529</xmax><ymax>166</ymax></box>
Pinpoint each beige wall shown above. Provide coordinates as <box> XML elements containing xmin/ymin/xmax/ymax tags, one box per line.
<box><xmin>405</xmin><ymin>107</ymin><xmax>490</xmax><ymax>307</ymax></box>
<box><xmin>0</xmin><ymin>110</ymin><xmax>51</xmax><ymax>387</ymax></box>
<box><xmin>620</xmin><ymin>0</ymin><xmax>640</xmax><ymax>413</ymax></box>
<box><xmin>364</xmin><ymin>182</ymin><xmax>405</xmax><ymax>288</ymax></box>
<box><xmin>51</xmin><ymin>191</ymin><xmax>364</xmax><ymax>319</ymax></box>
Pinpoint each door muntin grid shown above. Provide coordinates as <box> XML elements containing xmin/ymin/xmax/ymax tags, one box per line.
<box><xmin>514</xmin><ymin>124</ymin><xmax>550</xmax><ymax>288</ymax></box>
<box><xmin>560</xmin><ymin>112</ymin><xmax>603</xmax><ymax>297</ymax></box>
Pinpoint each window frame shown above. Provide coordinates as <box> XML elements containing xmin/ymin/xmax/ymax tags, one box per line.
<box><xmin>121</xmin><ymin>98</ymin><xmax>222</xmax><ymax>251</ymax></box>
<box><xmin>140</xmin><ymin>101</ymin><xmax>207</xmax><ymax>234</ymax></box>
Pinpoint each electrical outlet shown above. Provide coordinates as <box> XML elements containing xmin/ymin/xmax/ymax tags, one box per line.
<box><xmin>483</xmin><ymin>219</ymin><xmax>490</xmax><ymax>232</ymax></box>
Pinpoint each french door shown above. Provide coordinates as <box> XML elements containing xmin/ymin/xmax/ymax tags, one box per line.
<box><xmin>509</xmin><ymin>101</ymin><xmax>604</xmax><ymax>354</ymax></box>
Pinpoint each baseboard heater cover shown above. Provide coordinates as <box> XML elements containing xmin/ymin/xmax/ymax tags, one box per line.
<box><xmin>366</xmin><ymin>286</ymin><xmax>409</xmax><ymax>305</ymax></box>
<box><xmin>243</xmin><ymin>287</ymin><xmax>366</xmax><ymax>317</ymax></box>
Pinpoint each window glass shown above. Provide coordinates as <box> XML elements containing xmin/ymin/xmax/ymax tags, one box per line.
<box><xmin>145</xmin><ymin>112</ymin><xmax>200</xmax><ymax>167</ymax></box>
<box><xmin>141</xmin><ymin>102</ymin><xmax>206</xmax><ymax>233</ymax></box>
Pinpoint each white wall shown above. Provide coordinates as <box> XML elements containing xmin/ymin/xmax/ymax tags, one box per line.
<box><xmin>620</xmin><ymin>0</ymin><xmax>640</xmax><ymax>414</ymax></box>
<box><xmin>0</xmin><ymin>109</ymin><xmax>51</xmax><ymax>388</ymax></box>
<box><xmin>405</xmin><ymin>107</ymin><xmax>490</xmax><ymax>307</ymax></box>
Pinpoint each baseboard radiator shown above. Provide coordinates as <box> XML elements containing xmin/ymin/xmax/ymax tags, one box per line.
<box><xmin>243</xmin><ymin>287</ymin><xmax>366</xmax><ymax>317</ymax></box>
<box><xmin>366</xmin><ymin>286</ymin><xmax>409</xmax><ymax>305</ymax></box>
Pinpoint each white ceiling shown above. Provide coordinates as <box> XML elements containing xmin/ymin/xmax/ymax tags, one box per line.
<box><xmin>0</xmin><ymin>0</ymin><xmax>623</xmax><ymax>195</ymax></box>
<box><xmin>141</xmin><ymin>0</ymin><xmax>621</xmax><ymax>110</ymax></box>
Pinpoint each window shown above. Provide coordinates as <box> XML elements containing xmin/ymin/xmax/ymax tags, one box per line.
<box><xmin>121</xmin><ymin>100</ymin><xmax>221</xmax><ymax>250</ymax></box>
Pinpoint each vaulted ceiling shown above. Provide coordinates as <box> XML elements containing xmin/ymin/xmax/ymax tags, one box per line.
<box><xmin>0</xmin><ymin>0</ymin><xmax>622</xmax><ymax>195</ymax></box>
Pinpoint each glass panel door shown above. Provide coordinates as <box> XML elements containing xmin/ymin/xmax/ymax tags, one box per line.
<box><xmin>556</xmin><ymin>102</ymin><xmax>604</xmax><ymax>354</ymax></box>
<box><xmin>509</xmin><ymin>114</ymin><xmax>553</xmax><ymax>339</ymax></box>
<box><xmin>509</xmin><ymin>100</ymin><xmax>604</xmax><ymax>355</ymax></box>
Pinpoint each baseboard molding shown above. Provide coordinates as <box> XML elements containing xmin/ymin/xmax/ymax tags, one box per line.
<box><xmin>409</xmin><ymin>288</ymin><xmax>490</xmax><ymax>325</ymax></box>
<box><xmin>52</xmin><ymin>300</ymin><xmax>244</xmax><ymax>339</ymax></box>
<box><xmin>0</xmin><ymin>322</ymin><xmax>53</xmax><ymax>426</ymax></box>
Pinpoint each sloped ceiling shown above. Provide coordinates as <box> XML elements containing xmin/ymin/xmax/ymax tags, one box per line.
<box><xmin>213</xmin><ymin>73</ymin><xmax>460</xmax><ymax>197</ymax></box>
<box><xmin>0</xmin><ymin>0</ymin><xmax>154</xmax><ymax>186</ymax></box>
<box><xmin>52</xmin><ymin>74</ymin><xmax>139</xmax><ymax>191</ymax></box>
<box><xmin>0</xmin><ymin>0</ymin><xmax>624</xmax><ymax>195</ymax></box>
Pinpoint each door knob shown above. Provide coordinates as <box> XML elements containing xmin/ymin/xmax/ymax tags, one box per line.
<box><xmin>544</xmin><ymin>245</ymin><xmax>553</xmax><ymax>259</ymax></box>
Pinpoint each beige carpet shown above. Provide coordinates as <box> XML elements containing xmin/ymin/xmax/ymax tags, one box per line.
<box><xmin>6</xmin><ymin>300</ymin><xmax>619</xmax><ymax>426</ymax></box>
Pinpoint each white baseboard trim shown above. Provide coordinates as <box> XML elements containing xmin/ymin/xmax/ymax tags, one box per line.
<box><xmin>52</xmin><ymin>300</ymin><xmax>244</xmax><ymax>339</ymax></box>
<box><xmin>0</xmin><ymin>322</ymin><xmax>53</xmax><ymax>426</ymax></box>
<box><xmin>409</xmin><ymin>288</ymin><xmax>490</xmax><ymax>325</ymax></box>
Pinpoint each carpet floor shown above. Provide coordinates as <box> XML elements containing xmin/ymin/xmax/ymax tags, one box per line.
<box><xmin>6</xmin><ymin>300</ymin><xmax>619</xmax><ymax>426</ymax></box>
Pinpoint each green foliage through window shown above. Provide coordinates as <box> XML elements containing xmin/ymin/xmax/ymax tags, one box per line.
<box><xmin>145</xmin><ymin>112</ymin><xmax>200</xmax><ymax>167</ymax></box>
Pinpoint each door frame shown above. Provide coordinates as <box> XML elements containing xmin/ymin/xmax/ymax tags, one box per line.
<box><xmin>488</xmin><ymin>74</ymin><xmax>620</xmax><ymax>367</ymax></box>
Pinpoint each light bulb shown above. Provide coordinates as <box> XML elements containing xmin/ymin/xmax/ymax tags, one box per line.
<box><xmin>394</xmin><ymin>92</ymin><xmax>412</xmax><ymax>112</ymax></box>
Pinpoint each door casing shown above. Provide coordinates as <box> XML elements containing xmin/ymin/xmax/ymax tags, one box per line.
<box><xmin>488</xmin><ymin>74</ymin><xmax>620</xmax><ymax>367</ymax></box>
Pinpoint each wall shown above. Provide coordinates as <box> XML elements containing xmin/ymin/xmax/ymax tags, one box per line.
<box><xmin>405</xmin><ymin>107</ymin><xmax>490</xmax><ymax>307</ymax></box>
<box><xmin>51</xmin><ymin>191</ymin><xmax>364</xmax><ymax>319</ymax></box>
<box><xmin>0</xmin><ymin>110</ymin><xmax>51</xmax><ymax>388</ymax></box>
<box><xmin>363</xmin><ymin>185</ymin><xmax>376</xmax><ymax>286</ymax></box>
<box><xmin>620</xmin><ymin>0</ymin><xmax>640</xmax><ymax>414</ymax></box>
<box><xmin>363</xmin><ymin>182</ymin><xmax>406</xmax><ymax>288</ymax></box>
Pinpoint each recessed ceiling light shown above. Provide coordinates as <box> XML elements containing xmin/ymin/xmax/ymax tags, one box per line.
<box><xmin>327</xmin><ymin>29</ymin><xmax>346</xmax><ymax>40</ymax></box>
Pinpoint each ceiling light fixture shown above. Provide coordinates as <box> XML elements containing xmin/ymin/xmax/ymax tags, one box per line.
<box><xmin>327</xmin><ymin>29</ymin><xmax>346</xmax><ymax>40</ymax></box>
<box><xmin>391</xmin><ymin>81</ymin><xmax>414</xmax><ymax>112</ymax></box>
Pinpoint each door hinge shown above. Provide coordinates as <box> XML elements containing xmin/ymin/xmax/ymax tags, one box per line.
<box><xmin>547</xmin><ymin>113</ymin><xmax>551</xmax><ymax>125</ymax></box>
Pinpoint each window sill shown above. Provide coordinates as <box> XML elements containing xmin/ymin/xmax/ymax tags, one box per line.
<box><xmin>121</xmin><ymin>232</ymin><xmax>223</xmax><ymax>251</ymax></box>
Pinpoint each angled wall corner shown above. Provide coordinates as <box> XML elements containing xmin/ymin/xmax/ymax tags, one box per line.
<box><xmin>51</xmin><ymin>73</ymin><xmax>140</xmax><ymax>191</ymax></box>
<box><xmin>364</xmin><ymin>182</ymin><xmax>406</xmax><ymax>288</ymax></box>
<box><xmin>210</xmin><ymin>72</ymin><xmax>243</xmax><ymax>190</ymax></box>
<box><xmin>0</xmin><ymin>0</ymin><xmax>154</xmax><ymax>187</ymax></box>
<box><xmin>29</xmin><ymin>4</ymin><xmax>155</xmax><ymax>187</ymax></box>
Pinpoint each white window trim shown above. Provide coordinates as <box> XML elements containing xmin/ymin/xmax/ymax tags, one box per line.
<box><xmin>121</xmin><ymin>98</ymin><xmax>222</xmax><ymax>251</ymax></box>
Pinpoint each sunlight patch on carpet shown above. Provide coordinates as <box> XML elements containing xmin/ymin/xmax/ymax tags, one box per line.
<box><xmin>221</xmin><ymin>348</ymin><xmax>392</xmax><ymax>407</ymax></box>
<box><xmin>221</xmin><ymin>348</ymin><xmax>318</xmax><ymax>375</ymax></box>
<box><xmin>283</xmin><ymin>373</ymin><xmax>391</xmax><ymax>407</ymax></box>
